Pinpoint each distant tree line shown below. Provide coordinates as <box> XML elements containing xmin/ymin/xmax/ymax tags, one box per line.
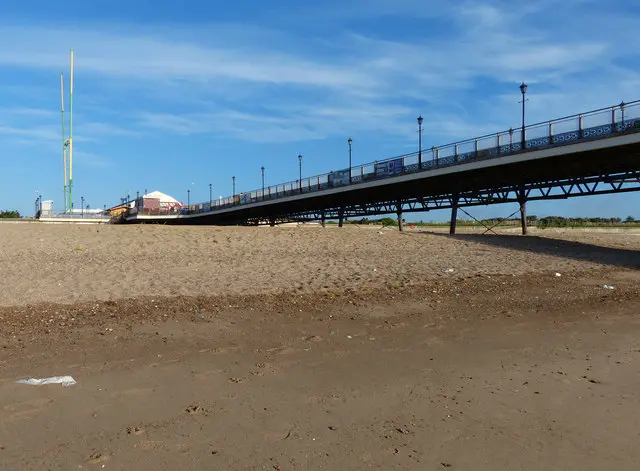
<box><xmin>0</xmin><ymin>210</ymin><xmax>20</xmax><ymax>219</ymax></box>
<box><xmin>338</xmin><ymin>215</ymin><xmax>637</xmax><ymax>228</ymax></box>
<box><xmin>534</xmin><ymin>216</ymin><xmax>636</xmax><ymax>228</ymax></box>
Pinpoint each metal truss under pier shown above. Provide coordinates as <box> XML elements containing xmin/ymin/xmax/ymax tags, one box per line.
<box><xmin>251</xmin><ymin>170</ymin><xmax>640</xmax><ymax>233</ymax></box>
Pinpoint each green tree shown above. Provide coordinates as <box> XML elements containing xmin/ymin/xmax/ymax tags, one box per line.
<box><xmin>0</xmin><ymin>210</ymin><xmax>20</xmax><ymax>218</ymax></box>
<box><xmin>380</xmin><ymin>217</ymin><xmax>396</xmax><ymax>227</ymax></box>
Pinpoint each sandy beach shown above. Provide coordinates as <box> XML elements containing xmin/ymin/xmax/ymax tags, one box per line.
<box><xmin>1</xmin><ymin>223</ymin><xmax>639</xmax><ymax>307</ymax></box>
<box><xmin>1</xmin><ymin>223</ymin><xmax>640</xmax><ymax>470</ymax></box>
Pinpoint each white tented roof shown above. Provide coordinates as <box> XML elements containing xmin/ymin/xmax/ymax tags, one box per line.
<box><xmin>143</xmin><ymin>191</ymin><xmax>180</xmax><ymax>203</ymax></box>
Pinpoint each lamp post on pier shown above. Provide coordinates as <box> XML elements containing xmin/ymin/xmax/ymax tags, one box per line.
<box><xmin>298</xmin><ymin>154</ymin><xmax>303</xmax><ymax>193</ymax></box>
<box><xmin>348</xmin><ymin>137</ymin><xmax>353</xmax><ymax>183</ymax></box>
<box><xmin>520</xmin><ymin>82</ymin><xmax>528</xmax><ymax>149</ymax></box>
<box><xmin>417</xmin><ymin>115</ymin><xmax>423</xmax><ymax>168</ymax></box>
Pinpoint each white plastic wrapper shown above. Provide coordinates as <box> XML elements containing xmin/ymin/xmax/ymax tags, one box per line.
<box><xmin>16</xmin><ymin>376</ymin><xmax>77</xmax><ymax>387</ymax></box>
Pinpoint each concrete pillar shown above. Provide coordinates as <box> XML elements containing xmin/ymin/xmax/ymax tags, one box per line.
<box><xmin>338</xmin><ymin>207</ymin><xmax>344</xmax><ymax>228</ymax></box>
<box><xmin>397</xmin><ymin>205</ymin><xmax>403</xmax><ymax>232</ymax></box>
<box><xmin>321</xmin><ymin>211</ymin><xmax>326</xmax><ymax>228</ymax></box>
<box><xmin>518</xmin><ymin>188</ymin><xmax>527</xmax><ymax>235</ymax></box>
<box><xmin>450</xmin><ymin>197</ymin><xmax>459</xmax><ymax>235</ymax></box>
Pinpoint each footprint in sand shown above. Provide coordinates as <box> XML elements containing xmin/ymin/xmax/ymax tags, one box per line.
<box><xmin>86</xmin><ymin>452</ymin><xmax>110</xmax><ymax>463</ymax></box>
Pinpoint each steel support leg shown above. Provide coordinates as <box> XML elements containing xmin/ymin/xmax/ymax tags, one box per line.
<box><xmin>518</xmin><ymin>189</ymin><xmax>527</xmax><ymax>235</ymax></box>
<box><xmin>450</xmin><ymin>196</ymin><xmax>459</xmax><ymax>235</ymax></box>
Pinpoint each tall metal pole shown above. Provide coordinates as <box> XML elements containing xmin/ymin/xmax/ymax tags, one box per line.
<box><xmin>81</xmin><ymin>196</ymin><xmax>84</xmax><ymax>218</ymax></box>
<box><xmin>298</xmin><ymin>154</ymin><xmax>302</xmax><ymax>193</ymax></box>
<box><xmin>232</xmin><ymin>176</ymin><xmax>236</xmax><ymax>197</ymax></box>
<box><xmin>68</xmin><ymin>49</ymin><xmax>74</xmax><ymax>211</ymax></box>
<box><xmin>520</xmin><ymin>82</ymin><xmax>527</xmax><ymax>149</ymax></box>
<box><xmin>261</xmin><ymin>166</ymin><xmax>265</xmax><ymax>200</ymax></box>
<box><xmin>348</xmin><ymin>138</ymin><xmax>352</xmax><ymax>183</ymax></box>
<box><xmin>187</xmin><ymin>189</ymin><xmax>190</xmax><ymax>207</ymax></box>
<box><xmin>60</xmin><ymin>73</ymin><xmax>67</xmax><ymax>213</ymax></box>
<box><xmin>417</xmin><ymin>116</ymin><xmax>423</xmax><ymax>168</ymax></box>
<box><xmin>209</xmin><ymin>183</ymin><xmax>212</xmax><ymax>207</ymax></box>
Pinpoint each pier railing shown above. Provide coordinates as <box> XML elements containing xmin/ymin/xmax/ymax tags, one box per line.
<box><xmin>136</xmin><ymin>100</ymin><xmax>640</xmax><ymax>217</ymax></box>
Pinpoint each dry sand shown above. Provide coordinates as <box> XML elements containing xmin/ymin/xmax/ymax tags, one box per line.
<box><xmin>1</xmin><ymin>223</ymin><xmax>639</xmax><ymax>306</ymax></box>
<box><xmin>1</xmin><ymin>223</ymin><xmax>640</xmax><ymax>470</ymax></box>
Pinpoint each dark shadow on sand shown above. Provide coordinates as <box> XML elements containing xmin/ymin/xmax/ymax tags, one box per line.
<box><xmin>424</xmin><ymin>232</ymin><xmax>640</xmax><ymax>270</ymax></box>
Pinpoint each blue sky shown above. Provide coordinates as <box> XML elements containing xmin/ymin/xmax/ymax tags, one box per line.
<box><xmin>1</xmin><ymin>0</ymin><xmax>639</xmax><ymax>220</ymax></box>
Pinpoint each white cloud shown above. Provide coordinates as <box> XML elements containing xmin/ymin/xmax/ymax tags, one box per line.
<box><xmin>0</xmin><ymin>0</ymin><xmax>637</xmax><ymax>147</ymax></box>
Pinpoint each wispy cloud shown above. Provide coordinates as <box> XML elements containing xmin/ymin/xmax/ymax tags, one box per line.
<box><xmin>0</xmin><ymin>0</ymin><xmax>637</xmax><ymax>147</ymax></box>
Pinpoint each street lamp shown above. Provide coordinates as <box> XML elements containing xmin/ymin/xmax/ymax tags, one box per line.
<box><xmin>209</xmin><ymin>183</ymin><xmax>212</xmax><ymax>208</ymax></box>
<box><xmin>298</xmin><ymin>154</ymin><xmax>303</xmax><ymax>193</ymax></box>
<box><xmin>417</xmin><ymin>115</ymin><xmax>424</xmax><ymax>168</ymax></box>
<box><xmin>520</xmin><ymin>82</ymin><xmax>528</xmax><ymax>148</ymax></box>
<box><xmin>232</xmin><ymin>176</ymin><xmax>236</xmax><ymax>198</ymax></box>
<box><xmin>187</xmin><ymin>189</ymin><xmax>190</xmax><ymax>208</ymax></box>
<box><xmin>261</xmin><ymin>166</ymin><xmax>265</xmax><ymax>200</ymax></box>
<box><xmin>81</xmin><ymin>196</ymin><xmax>85</xmax><ymax>218</ymax></box>
<box><xmin>348</xmin><ymin>137</ymin><xmax>353</xmax><ymax>183</ymax></box>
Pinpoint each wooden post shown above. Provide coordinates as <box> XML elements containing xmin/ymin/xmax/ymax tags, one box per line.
<box><xmin>450</xmin><ymin>196</ymin><xmax>459</xmax><ymax>235</ymax></box>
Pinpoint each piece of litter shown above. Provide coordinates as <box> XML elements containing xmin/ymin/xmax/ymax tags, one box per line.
<box><xmin>445</xmin><ymin>268</ymin><xmax>455</xmax><ymax>273</ymax></box>
<box><xmin>16</xmin><ymin>376</ymin><xmax>76</xmax><ymax>387</ymax></box>
<box><xmin>601</xmin><ymin>285</ymin><xmax>615</xmax><ymax>290</ymax></box>
<box><xmin>346</xmin><ymin>335</ymin><xmax>352</xmax><ymax>339</ymax></box>
<box><xmin>555</xmin><ymin>273</ymin><xmax>562</xmax><ymax>277</ymax></box>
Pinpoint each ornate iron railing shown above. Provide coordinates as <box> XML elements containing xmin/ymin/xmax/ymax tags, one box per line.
<box><xmin>150</xmin><ymin>100</ymin><xmax>640</xmax><ymax>216</ymax></box>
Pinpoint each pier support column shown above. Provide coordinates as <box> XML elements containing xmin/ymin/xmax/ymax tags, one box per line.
<box><xmin>269</xmin><ymin>217</ymin><xmax>276</xmax><ymax>227</ymax></box>
<box><xmin>518</xmin><ymin>187</ymin><xmax>527</xmax><ymax>235</ymax></box>
<box><xmin>321</xmin><ymin>211</ymin><xmax>326</xmax><ymax>228</ymax></box>
<box><xmin>397</xmin><ymin>203</ymin><xmax>403</xmax><ymax>232</ymax></box>
<box><xmin>449</xmin><ymin>196</ymin><xmax>459</xmax><ymax>235</ymax></box>
<box><xmin>338</xmin><ymin>207</ymin><xmax>344</xmax><ymax>228</ymax></box>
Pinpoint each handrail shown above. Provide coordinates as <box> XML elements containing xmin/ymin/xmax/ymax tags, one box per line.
<box><xmin>130</xmin><ymin>99</ymin><xmax>640</xmax><ymax>217</ymax></box>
